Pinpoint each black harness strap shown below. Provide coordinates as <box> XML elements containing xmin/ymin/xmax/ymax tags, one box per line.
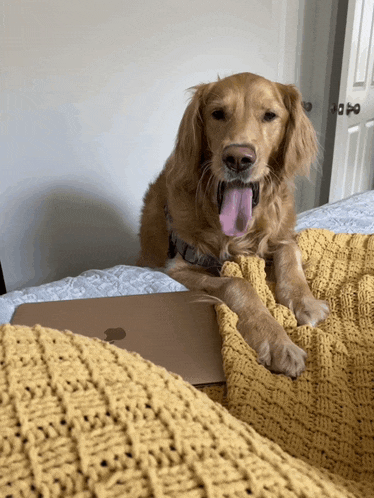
<box><xmin>165</xmin><ymin>206</ymin><xmax>222</xmax><ymax>276</ymax></box>
<box><xmin>167</xmin><ymin>229</ymin><xmax>222</xmax><ymax>276</ymax></box>
<box><xmin>165</xmin><ymin>182</ymin><xmax>260</xmax><ymax>277</ymax></box>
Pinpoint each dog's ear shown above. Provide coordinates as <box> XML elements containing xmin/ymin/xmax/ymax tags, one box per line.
<box><xmin>167</xmin><ymin>83</ymin><xmax>214</xmax><ymax>186</ymax></box>
<box><xmin>278</xmin><ymin>84</ymin><xmax>318</xmax><ymax>178</ymax></box>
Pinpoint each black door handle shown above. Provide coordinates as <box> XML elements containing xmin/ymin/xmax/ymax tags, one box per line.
<box><xmin>302</xmin><ymin>101</ymin><xmax>313</xmax><ymax>112</ymax></box>
<box><xmin>346</xmin><ymin>103</ymin><xmax>360</xmax><ymax>115</ymax></box>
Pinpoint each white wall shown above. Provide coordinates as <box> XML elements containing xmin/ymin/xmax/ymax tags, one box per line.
<box><xmin>1</xmin><ymin>0</ymin><xmax>303</xmax><ymax>292</ymax></box>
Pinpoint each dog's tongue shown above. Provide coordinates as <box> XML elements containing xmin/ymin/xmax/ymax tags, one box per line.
<box><xmin>219</xmin><ymin>185</ymin><xmax>253</xmax><ymax>237</ymax></box>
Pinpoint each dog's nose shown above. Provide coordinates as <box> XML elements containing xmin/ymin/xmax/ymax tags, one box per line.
<box><xmin>222</xmin><ymin>145</ymin><xmax>256</xmax><ymax>172</ymax></box>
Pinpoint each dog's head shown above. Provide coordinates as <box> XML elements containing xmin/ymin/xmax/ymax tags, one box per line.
<box><xmin>171</xmin><ymin>72</ymin><xmax>317</xmax><ymax>187</ymax></box>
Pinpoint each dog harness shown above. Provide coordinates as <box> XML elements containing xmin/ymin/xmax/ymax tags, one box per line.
<box><xmin>165</xmin><ymin>182</ymin><xmax>260</xmax><ymax>277</ymax></box>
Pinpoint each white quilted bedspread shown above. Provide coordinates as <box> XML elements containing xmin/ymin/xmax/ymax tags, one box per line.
<box><xmin>295</xmin><ymin>190</ymin><xmax>374</xmax><ymax>233</ymax></box>
<box><xmin>1</xmin><ymin>190</ymin><xmax>373</xmax><ymax>325</ymax></box>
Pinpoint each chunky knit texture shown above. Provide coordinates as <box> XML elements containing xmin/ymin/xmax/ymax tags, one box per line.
<box><xmin>0</xmin><ymin>323</ymin><xmax>361</xmax><ymax>498</ymax></box>
<box><xmin>208</xmin><ymin>228</ymin><xmax>374</xmax><ymax>497</ymax></box>
<box><xmin>0</xmin><ymin>228</ymin><xmax>373</xmax><ymax>497</ymax></box>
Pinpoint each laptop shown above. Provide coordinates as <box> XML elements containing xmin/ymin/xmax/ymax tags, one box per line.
<box><xmin>11</xmin><ymin>291</ymin><xmax>225</xmax><ymax>387</ymax></box>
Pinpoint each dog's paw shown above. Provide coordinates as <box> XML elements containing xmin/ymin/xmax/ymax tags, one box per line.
<box><xmin>256</xmin><ymin>339</ymin><xmax>307</xmax><ymax>379</ymax></box>
<box><xmin>276</xmin><ymin>282</ymin><xmax>329</xmax><ymax>328</ymax></box>
<box><xmin>240</xmin><ymin>318</ymin><xmax>307</xmax><ymax>379</ymax></box>
<box><xmin>292</xmin><ymin>295</ymin><xmax>329</xmax><ymax>327</ymax></box>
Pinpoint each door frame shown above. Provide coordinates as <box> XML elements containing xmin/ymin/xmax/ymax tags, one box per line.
<box><xmin>328</xmin><ymin>0</ymin><xmax>374</xmax><ymax>202</ymax></box>
<box><xmin>296</xmin><ymin>0</ymin><xmax>350</xmax><ymax>210</ymax></box>
<box><xmin>317</xmin><ymin>0</ymin><xmax>350</xmax><ymax>206</ymax></box>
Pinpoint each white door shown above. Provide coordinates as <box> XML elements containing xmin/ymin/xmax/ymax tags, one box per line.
<box><xmin>329</xmin><ymin>0</ymin><xmax>374</xmax><ymax>202</ymax></box>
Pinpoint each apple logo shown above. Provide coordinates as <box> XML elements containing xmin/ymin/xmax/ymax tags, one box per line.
<box><xmin>104</xmin><ymin>327</ymin><xmax>126</xmax><ymax>344</ymax></box>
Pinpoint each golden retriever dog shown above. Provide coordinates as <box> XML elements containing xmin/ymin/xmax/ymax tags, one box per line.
<box><xmin>137</xmin><ymin>72</ymin><xmax>329</xmax><ymax>378</ymax></box>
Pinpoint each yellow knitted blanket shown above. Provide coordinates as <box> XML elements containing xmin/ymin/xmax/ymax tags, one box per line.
<box><xmin>0</xmin><ymin>228</ymin><xmax>373</xmax><ymax>497</ymax></box>
<box><xmin>0</xmin><ymin>323</ymin><xmax>361</xmax><ymax>498</ymax></box>
<box><xmin>205</xmin><ymin>228</ymin><xmax>374</xmax><ymax>497</ymax></box>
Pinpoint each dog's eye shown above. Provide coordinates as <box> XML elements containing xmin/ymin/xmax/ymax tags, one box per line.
<box><xmin>263</xmin><ymin>111</ymin><xmax>277</xmax><ymax>122</ymax></box>
<box><xmin>211</xmin><ymin>109</ymin><xmax>226</xmax><ymax>121</ymax></box>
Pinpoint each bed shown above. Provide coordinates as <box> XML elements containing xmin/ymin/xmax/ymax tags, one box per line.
<box><xmin>1</xmin><ymin>190</ymin><xmax>374</xmax><ymax>325</ymax></box>
<box><xmin>1</xmin><ymin>190</ymin><xmax>373</xmax><ymax>498</ymax></box>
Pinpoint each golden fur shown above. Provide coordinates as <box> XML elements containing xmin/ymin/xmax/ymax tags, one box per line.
<box><xmin>138</xmin><ymin>72</ymin><xmax>328</xmax><ymax>378</ymax></box>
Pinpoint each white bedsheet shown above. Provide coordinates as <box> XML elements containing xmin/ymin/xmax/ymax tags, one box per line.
<box><xmin>295</xmin><ymin>190</ymin><xmax>374</xmax><ymax>233</ymax></box>
<box><xmin>1</xmin><ymin>190</ymin><xmax>373</xmax><ymax>325</ymax></box>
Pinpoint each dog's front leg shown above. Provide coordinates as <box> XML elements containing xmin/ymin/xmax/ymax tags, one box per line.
<box><xmin>274</xmin><ymin>241</ymin><xmax>329</xmax><ymax>326</ymax></box>
<box><xmin>167</xmin><ymin>256</ymin><xmax>307</xmax><ymax>378</ymax></box>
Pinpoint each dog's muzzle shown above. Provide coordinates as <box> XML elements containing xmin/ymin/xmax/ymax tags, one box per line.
<box><xmin>222</xmin><ymin>145</ymin><xmax>257</xmax><ymax>173</ymax></box>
